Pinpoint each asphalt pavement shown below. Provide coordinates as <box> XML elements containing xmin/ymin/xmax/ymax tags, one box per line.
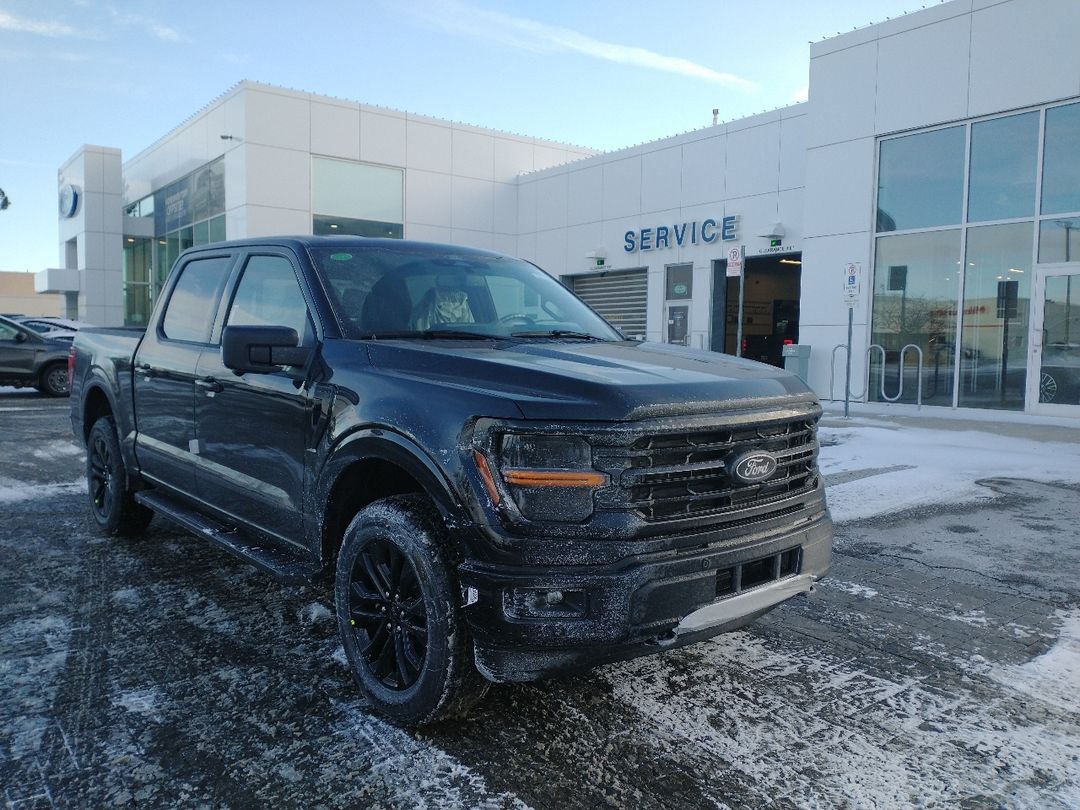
<box><xmin>2</xmin><ymin>392</ymin><xmax>1078</xmax><ymax>808</ymax></box>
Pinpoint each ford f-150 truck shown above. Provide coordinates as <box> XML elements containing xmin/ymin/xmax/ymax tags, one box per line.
<box><xmin>70</xmin><ymin>236</ymin><xmax>832</xmax><ymax>725</ymax></box>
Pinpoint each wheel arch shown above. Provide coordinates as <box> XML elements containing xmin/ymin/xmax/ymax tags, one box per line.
<box><xmin>318</xmin><ymin>430</ymin><xmax>469</xmax><ymax>571</ymax></box>
<box><xmin>81</xmin><ymin>382</ymin><xmax>115</xmax><ymax>443</ymax></box>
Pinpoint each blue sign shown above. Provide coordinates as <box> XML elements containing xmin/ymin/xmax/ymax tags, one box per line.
<box><xmin>624</xmin><ymin>215</ymin><xmax>738</xmax><ymax>253</ymax></box>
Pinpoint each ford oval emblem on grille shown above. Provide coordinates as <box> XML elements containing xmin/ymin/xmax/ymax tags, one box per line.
<box><xmin>729</xmin><ymin>450</ymin><xmax>778</xmax><ymax>485</ymax></box>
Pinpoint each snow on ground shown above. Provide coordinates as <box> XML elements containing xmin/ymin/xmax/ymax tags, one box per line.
<box><xmin>991</xmin><ymin>608</ymin><xmax>1080</xmax><ymax>716</ymax></box>
<box><xmin>0</xmin><ymin>478</ymin><xmax>85</xmax><ymax>504</ymax></box>
<box><xmin>819</xmin><ymin>418</ymin><xmax>1080</xmax><ymax>523</ymax></box>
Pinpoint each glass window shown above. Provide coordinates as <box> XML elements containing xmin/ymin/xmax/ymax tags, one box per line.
<box><xmin>1042</xmin><ymin>103</ymin><xmax>1080</xmax><ymax>216</ymax></box>
<box><xmin>154</xmin><ymin>157</ymin><xmax>224</xmax><ymax>234</ymax></box>
<box><xmin>312</xmin><ymin>158</ymin><xmax>403</xmax><ymax>224</ymax></box>
<box><xmin>870</xmin><ymin>231</ymin><xmax>961</xmax><ymax>405</ymax></box>
<box><xmin>0</xmin><ymin>321</ymin><xmax>21</xmax><ymax>341</ymax></box>
<box><xmin>166</xmin><ymin>233</ymin><xmax>180</xmax><ymax>272</ymax></box>
<box><xmin>193</xmin><ymin>220</ymin><xmax>210</xmax><ymax>246</ymax></box>
<box><xmin>313</xmin><ymin>215</ymin><xmax>403</xmax><ymax>239</ymax></box>
<box><xmin>876</xmin><ymin>127</ymin><xmax>964</xmax><ymax>232</ymax></box>
<box><xmin>226</xmin><ymin>255</ymin><xmax>310</xmax><ymax>340</ymax></box>
<box><xmin>123</xmin><ymin>238</ymin><xmax>151</xmax><ymax>284</ymax></box>
<box><xmin>968</xmin><ymin>112</ymin><xmax>1039</xmax><ymax>222</ymax></box>
<box><xmin>311</xmin><ymin>243</ymin><xmax>621</xmax><ymax>341</ymax></box>
<box><xmin>208</xmin><ymin>215</ymin><xmax>226</xmax><ymax>244</ymax></box>
<box><xmin>665</xmin><ymin>264</ymin><xmax>693</xmax><ymax>299</ymax></box>
<box><xmin>957</xmin><ymin>222</ymin><xmax>1033</xmax><ymax>410</ymax></box>
<box><xmin>155</xmin><ymin>239</ymin><xmax>170</xmax><ymax>288</ymax></box>
<box><xmin>124</xmin><ymin>284</ymin><xmax>152</xmax><ymax>327</ymax></box>
<box><xmin>1038</xmin><ymin>217</ymin><xmax>1080</xmax><ymax>263</ymax></box>
<box><xmin>161</xmin><ymin>256</ymin><xmax>232</xmax><ymax>343</ymax></box>
<box><xmin>1039</xmin><ymin>273</ymin><xmax>1080</xmax><ymax>404</ymax></box>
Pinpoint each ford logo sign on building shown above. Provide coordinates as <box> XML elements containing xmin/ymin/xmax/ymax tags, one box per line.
<box><xmin>730</xmin><ymin>451</ymin><xmax>778</xmax><ymax>485</ymax></box>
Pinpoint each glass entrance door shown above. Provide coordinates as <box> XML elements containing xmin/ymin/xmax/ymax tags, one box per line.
<box><xmin>1028</xmin><ymin>264</ymin><xmax>1080</xmax><ymax>414</ymax></box>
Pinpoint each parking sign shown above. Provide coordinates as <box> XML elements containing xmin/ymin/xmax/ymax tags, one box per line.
<box><xmin>843</xmin><ymin>262</ymin><xmax>861</xmax><ymax>305</ymax></box>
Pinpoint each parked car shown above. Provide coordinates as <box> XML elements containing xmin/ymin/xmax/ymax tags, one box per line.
<box><xmin>1039</xmin><ymin>341</ymin><xmax>1080</xmax><ymax>404</ymax></box>
<box><xmin>15</xmin><ymin>315</ymin><xmax>90</xmax><ymax>342</ymax></box>
<box><xmin>0</xmin><ymin>314</ymin><xmax>71</xmax><ymax>396</ymax></box>
<box><xmin>70</xmin><ymin>237</ymin><xmax>832</xmax><ymax>725</ymax></box>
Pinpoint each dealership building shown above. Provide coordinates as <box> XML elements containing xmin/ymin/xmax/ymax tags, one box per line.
<box><xmin>43</xmin><ymin>0</ymin><xmax>1080</xmax><ymax>417</ymax></box>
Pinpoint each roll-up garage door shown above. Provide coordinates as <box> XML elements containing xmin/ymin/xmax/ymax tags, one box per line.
<box><xmin>568</xmin><ymin>269</ymin><xmax>648</xmax><ymax>340</ymax></box>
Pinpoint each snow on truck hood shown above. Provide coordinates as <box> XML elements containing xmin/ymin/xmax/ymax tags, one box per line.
<box><xmin>362</xmin><ymin>338</ymin><xmax>816</xmax><ymax>421</ymax></box>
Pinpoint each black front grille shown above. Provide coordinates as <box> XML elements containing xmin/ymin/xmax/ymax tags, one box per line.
<box><xmin>595</xmin><ymin>413</ymin><xmax>820</xmax><ymax>525</ymax></box>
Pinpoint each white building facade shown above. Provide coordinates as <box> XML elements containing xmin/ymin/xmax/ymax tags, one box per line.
<box><xmin>46</xmin><ymin>0</ymin><xmax>1080</xmax><ymax>418</ymax></box>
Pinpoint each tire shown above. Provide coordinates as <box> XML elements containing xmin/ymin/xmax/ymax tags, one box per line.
<box><xmin>38</xmin><ymin>362</ymin><xmax>70</xmax><ymax>397</ymax></box>
<box><xmin>86</xmin><ymin>416</ymin><xmax>154</xmax><ymax>536</ymax></box>
<box><xmin>334</xmin><ymin>494</ymin><xmax>487</xmax><ymax>725</ymax></box>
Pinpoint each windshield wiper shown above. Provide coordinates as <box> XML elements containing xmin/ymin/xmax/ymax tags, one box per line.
<box><xmin>510</xmin><ymin>330</ymin><xmax>609</xmax><ymax>341</ymax></box>
<box><xmin>365</xmin><ymin>329</ymin><xmax>499</xmax><ymax>340</ymax></box>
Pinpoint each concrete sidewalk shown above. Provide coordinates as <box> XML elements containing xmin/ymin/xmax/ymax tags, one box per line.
<box><xmin>821</xmin><ymin>400</ymin><xmax>1080</xmax><ymax>443</ymax></box>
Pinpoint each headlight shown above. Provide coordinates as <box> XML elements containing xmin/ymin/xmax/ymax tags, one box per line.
<box><xmin>476</xmin><ymin>434</ymin><xmax>605</xmax><ymax>522</ymax></box>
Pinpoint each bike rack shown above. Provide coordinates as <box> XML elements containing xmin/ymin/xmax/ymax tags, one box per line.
<box><xmin>829</xmin><ymin>344</ymin><xmax>866</xmax><ymax>401</ymax></box>
<box><xmin>868</xmin><ymin>343</ymin><xmax>924</xmax><ymax>407</ymax></box>
<box><xmin>831</xmin><ymin>342</ymin><xmax>924</xmax><ymax>408</ymax></box>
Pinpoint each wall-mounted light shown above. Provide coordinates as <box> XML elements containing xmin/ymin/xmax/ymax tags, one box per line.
<box><xmin>757</xmin><ymin>222</ymin><xmax>785</xmax><ymax>239</ymax></box>
<box><xmin>779</xmin><ymin>258</ymin><xmax>801</xmax><ymax>265</ymax></box>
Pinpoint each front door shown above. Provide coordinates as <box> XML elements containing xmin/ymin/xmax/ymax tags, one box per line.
<box><xmin>1028</xmin><ymin>264</ymin><xmax>1080</xmax><ymax>414</ymax></box>
<box><xmin>193</xmin><ymin>252</ymin><xmax>315</xmax><ymax>546</ymax></box>
<box><xmin>666</xmin><ymin>304</ymin><xmax>689</xmax><ymax>346</ymax></box>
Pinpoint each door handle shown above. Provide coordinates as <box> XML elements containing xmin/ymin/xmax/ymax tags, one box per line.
<box><xmin>135</xmin><ymin>362</ymin><xmax>156</xmax><ymax>378</ymax></box>
<box><xmin>194</xmin><ymin>377</ymin><xmax>224</xmax><ymax>393</ymax></box>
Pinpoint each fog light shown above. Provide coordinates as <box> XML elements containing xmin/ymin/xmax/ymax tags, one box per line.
<box><xmin>504</xmin><ymin>588</ymin><xmax>587</xmax><ymax>619</ymax></box>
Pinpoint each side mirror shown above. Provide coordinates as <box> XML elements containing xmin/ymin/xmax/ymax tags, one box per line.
<box><xmin>14</xmin><ymin>331</ymin><xmax>28</xmax><ymax>343</ymax></box>
<box><xmin>221</xmin><ymin>325</ymin><xmax>312</xmax><ymax>375</ymax></box>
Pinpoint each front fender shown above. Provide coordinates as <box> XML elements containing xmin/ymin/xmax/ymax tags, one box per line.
<box><xmin>314</xmin><ymin>428</ymin><xmax>472</xmax><ymax>555</ymax></box>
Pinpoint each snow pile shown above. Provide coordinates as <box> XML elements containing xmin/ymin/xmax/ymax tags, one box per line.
<box><xmin>819</xmin><ymin>421</ymin><xmax>1080</xmax><ymax>523</ymax></box>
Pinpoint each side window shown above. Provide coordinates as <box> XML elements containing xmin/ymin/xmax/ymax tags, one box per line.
<box><xmin>161</xmin><ymin>256</ymin><xmax>232</xmax><ymax>343</ymax></box>
<box><xmin>0</xmin><ymin>321</ymin><xmax>21</xmax><ymax>341</ymax></box>
<box><xmin>226</xmin><ymin>255</ymin><xmax>310</xmax><ymax>340</ymax></box>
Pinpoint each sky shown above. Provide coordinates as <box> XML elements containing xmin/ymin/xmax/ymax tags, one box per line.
<box><xmin>0</xmin><ymin>0</ymin><xmax>928</xmax><ymax>274</ymax></box>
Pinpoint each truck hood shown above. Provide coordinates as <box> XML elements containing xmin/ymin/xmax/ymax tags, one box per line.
<box><xmin>363</xmin><ymin>339</ymin><xmax>815</xmax><ymax>421</ymax></box>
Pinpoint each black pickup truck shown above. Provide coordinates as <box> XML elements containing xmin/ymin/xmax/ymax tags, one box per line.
<box><xmin>70</xmin><ymin>236</ymin><xmax>832</xmax><ymax>725</ymax></box>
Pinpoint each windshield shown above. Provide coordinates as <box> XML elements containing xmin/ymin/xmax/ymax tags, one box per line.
<box><xmin>309</xmin><ymin>244</ymin><xmax>623</xmax><ymax>341</ymax></box>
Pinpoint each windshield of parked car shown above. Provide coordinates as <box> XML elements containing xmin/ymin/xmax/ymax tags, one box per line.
<box><xmin>309</xmin><ymin>244</ymin><xmax>623</xmax><ymax>342</ymax></box>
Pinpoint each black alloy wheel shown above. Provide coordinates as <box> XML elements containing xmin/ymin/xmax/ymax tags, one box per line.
<box><xmin>334</xmin><ymin>494</ymin><xmax>487</xmax><ymax>725</ymax></box>
<box><xmin>347</xmin><ymin>539</ymin><xmax>429</xmax><ymax>690</ymax></box>
<box><xmin>85</xmin><ymin>416</ymin><xmax>153</xmax><ymax>536</ymax></box>
<box><xmin>88</xmin><ymin>428</ymin><xmax>117</xmax><ymax>523</ymax></box>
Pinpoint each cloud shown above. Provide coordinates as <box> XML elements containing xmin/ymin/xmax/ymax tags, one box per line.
<box><xmin>0</xmin><ymin>10</ymin><xmax>77</xmax><ymax>37</ymax></box>
<box><xmin>0</xmin><ymin>47</ymin><xmax>91</xmax><ymax>62</ymax></box>
<box><xmin>790</xmin><ymin>85</ymin><xmax>809</xmax><ymax>104</ymax></box>
<box><xmin>106</xmin><ymin>6</ymin><xmax>186</xmax><ymax>42</ymax></box>
<box><xmin>408</xmin><ymin>1</ymin><xmax>758</xmax><ymax>92</ymax></box>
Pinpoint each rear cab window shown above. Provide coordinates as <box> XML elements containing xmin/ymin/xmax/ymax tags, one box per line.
<box><xmin>161</xmin><ymin>255</ymin><xmax>233</xmax><ymax>343</ymax></box>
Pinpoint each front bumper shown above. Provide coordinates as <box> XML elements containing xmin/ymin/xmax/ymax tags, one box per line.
<box><xmin>457</xmin><ymin>509</ymin><xmax>832</xmax><ymax>682</ymax></box>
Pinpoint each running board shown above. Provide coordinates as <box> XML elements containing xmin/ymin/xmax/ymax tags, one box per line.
<box><xmin>135</xmin><ymin>491</ymin><xmax>320</xmax><ymax>584</ymax></box>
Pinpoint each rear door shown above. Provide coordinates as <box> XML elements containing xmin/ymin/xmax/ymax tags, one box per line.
<box><xmin>192</xmin><ymin>250</ymin><xmax>317</xmax><ymax>546</ymax></box>
<box><xmin>133</xmin><ymin>252</ymin><xmax>234</xmax><ymax>495</ymax></box>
